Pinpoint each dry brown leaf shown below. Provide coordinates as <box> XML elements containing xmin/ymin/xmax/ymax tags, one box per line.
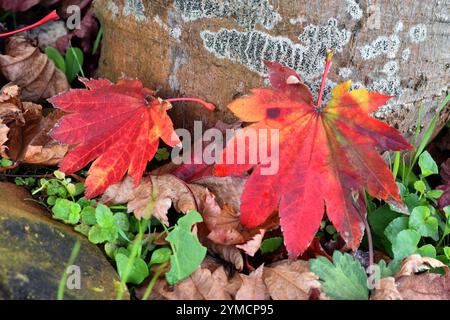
<box><xmin>396</xmin><ymin>254</ymin><xmax>447</xmax><ymax>278</ymax></box>
<box><xmin>101</xmin><ymin>174</ymin><xmax>197</xmax><ymax>224</ymax></box>
<box><xmin>21</xmin><ymin>109</ymin><xmax>68</xmax><ymax>165</ymax></box>
<box><xmin>0</xmin><ymin>83</ymin><xmax>67</xmax><ymax>165</ymax></box>
<box><xmin>396</xmin><ymin>272</ymin><xmax>450</xmax><ymax>300</ymax></box>
<box><xmin>0</xmin><ymin>36</ymin><xmax>69</xmax><ymax>102</ymax></box>
<box><xmin>212</xmin><ymin>266</ymin><xmax>243</xmax><ymax>298</ymax></box>
<box><xmin>205</xmin><ymin>239</ymin><xmax>244</xmax><ymax>271</ymax></box>
<box><xmin>193</xmin><ymin>176</ymin><xmax>246</xmax><ymax>211</ymax></box>
<box><xmin>263</xmin><ymin>259</ymin><xmax>321</xmax><ymax>300</ymax></box>
<box><xmin>235</xmin><ymin>265</ymin><xmax>269</xmax><ymax>300</ymax></box>
<box><xmin>199</xmin><ymin>187</ymin><xmax>278</xmax><ymax>246</ymax></box>
<box><xmin>236</xmin><ymin>229</ymin><xmax>266</xmax><ymax>257</ymax></box>
<box><xmin>152</xmin><ymin>266</ymin><xmax>232</xmax><ymax>300</ymax></box>
<box><xmin>370</xmin><ymin>277</ymin><xmax>402</xmax><ymax>300</ymax></box>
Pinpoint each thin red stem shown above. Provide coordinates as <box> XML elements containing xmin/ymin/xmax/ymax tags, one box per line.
<box><xmin>316</xmin><ymin>49</ymin><xmax>334</xmax><ymax>109</ymax></box>
<box><xmin>0</xmin><ymin>10</ymin><xmax>60</xmax><ymax>38</ymax></box>
<box><xmin>166</xmin><ymin>97</ymin><xmax>215</xmax><ymax>111</ymax></box>
<box><xmin>0</xmin><ymin>163</ymin><xmax>18</xmax><ymax>172</ymax></box>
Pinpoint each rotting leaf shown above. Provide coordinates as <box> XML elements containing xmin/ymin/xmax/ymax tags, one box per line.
<box><xmin>263</xmin><ymin>259</ymin><xmax>322</xmax><ymax>300</ymax></box>
<box><xmin>152</xmin><ymin>266</ymin><xmax>232</xmax><ymax>300</ymax></box>
<box><xmin>0</xmin><ymin>83</ymin><xmax>68</xmax><ymax>165</ymax></box>
<box><xmin>0</xmin><ymin>37</ymin><xmax>69</xmax><ymax>102</ymax></box>
<box><xmin>101</xmin><ymin>175</ymin><xmax>197</xmax><ymax>224</ymax></box>
<box><xmin>235</xmin><ymin>265</ymin><xmax>269</xmax><ymax>300</ymax></box>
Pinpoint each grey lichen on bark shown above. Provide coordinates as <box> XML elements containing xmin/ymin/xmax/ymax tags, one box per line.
<box><xmin>95</xmin><ymin>0</ymin><xmax>449</xmax><ymax>141</ymax></box>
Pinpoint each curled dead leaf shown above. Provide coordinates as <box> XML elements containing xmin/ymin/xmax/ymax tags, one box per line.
<box><xmin>0</xmin><ymin>36</ymin><xmax>69</xmax><ymax>102</ymax></box>
<box><xmin>236</xmin><ymin>229</ymin><xmax>265</xmax><ymax>257</ymax></box>
<box><xmin>396</xmin><ymin>254</ymin><xmax>447</xmax><ymax>278</ymax></box>
<box><xmin>235</xmin><ymin>265</ymin><xmax>269</xmax><ymax>300</ymax></box>
<box><xmin>263</xmin><ymin>259</ymin><xmax>322</xmax><ymax>300</ymax></box>
<box><xmin>101</xmin><ymin>175</ymin><xmax>197</xmax><ymax>224</ymax></box>
<box><xmin>151</xmin><ymin>266</ymin><xmax>232</xmax><ymax>300</ymax></box>
<box><xmin>0</xmin><ymin>83</ymin><xmax>68</xmax><ymax>165</ymax></box>
<box><xmin>396</xmin><ymin>272</ymin><xmax>450</xmax><ymax>300</ymax></box>
<box><xmin>370</xmin><ymin>277</ymin><xmax>402</xmax><ymax>300</ymax></box>
<box><xmin>205</xmin><ymin>239</ymin><xmax>244</xmax><ymax>271</ymax></box>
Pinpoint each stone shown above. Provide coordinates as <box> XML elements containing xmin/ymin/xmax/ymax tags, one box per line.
<box><xmin>94</xmin><ymin>0</ymin><xmax>449</xmax><ymax>141</ymax></box>
<box><xmin>0</xmin><ymin>182</ymin><xmax>127</xmax><ymax>300</ymax></box>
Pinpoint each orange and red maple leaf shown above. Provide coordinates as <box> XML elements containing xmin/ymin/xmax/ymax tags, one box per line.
<box><xmin>49</xmin><ymin>78</ymin><xmax>213</xmax><ymax>198</ymax></box>
<box><xmin>214</xmin><ymin>59</ymin><xmax>412</xmax><ymax>257</ymax></box>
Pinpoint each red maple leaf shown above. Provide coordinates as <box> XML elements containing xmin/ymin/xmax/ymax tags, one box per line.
<box><xmin>214</xmin><ymin>52</ymin><xmax>412</xmax><ymax>257</ymax></box>
<box><xmin>49</xmin><ymin>78</ymin><xmax>213</xmax><ymax>198</ymax></box>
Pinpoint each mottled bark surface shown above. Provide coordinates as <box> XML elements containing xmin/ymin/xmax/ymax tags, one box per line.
<box><xmin>94</xmin><ymin>0</ymin><xmax>449</xmax><ymax>140</ymax></box>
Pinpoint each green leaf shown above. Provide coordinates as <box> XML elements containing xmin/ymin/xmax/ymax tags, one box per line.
<box><xmin>409</xmin><ymin>206</ymin><xmax>438</xmax><ymax>240</ymax></box>
<box><xmin>403</xmin><ymin>193</ymin><xmax>422</xmax><ymax>212</ymax></box>
<box><xmin>77</xmin><ymin>197</ymin><xmax>96</xmax><ymax>208</ymax></box>
<box><xmin>81</xmin><ymin>206</ymin><xmax>96</xmax><ymax>225</ymax></box>
<box><xmin>392</xmin><ymin>229</ymin><xmax>420</xmax><ymax>260</ymax></box>
<box><xmin>65</xmin><ymin>47</ymin><xmax>84</xmax><ymax>82</ymax></box>
<box><xmin>444</xmin><ymin>247</ymin><xmax>450</xmax><ymax>260</ymax></box>
<box><xmin>87</xmin><ymin>204</ymin><xmax>119</xmax><ymax>244</ymax></box>
<box><xmin>45</xmin><ymin>47</ymin><xmax>66</xmax><ymax>73</ymax></box>
<box><xmin>418</xmin><ymin>151</ymin><xmax>438</xmax><ymax>177</ymax></box>
<box><xmin>0</xmin><ymin>158</ymin><xmax>12</xmax><ymax>167</ymax></box>
<box><xmin>150</xmin><ymin>247</ymin><xmax>172</xmax><ymax>265</ymax></box>
<box><xmin>427</xmin><ymin>189</ymin><xmax>444</xmax><ymax>199</ymax></box>
<box><xmin>260</xmin><ymin>236</ymin><xmax>283</xmax><ymax>254</ymax></box>
<box><xmin>165</xmin><ymin>210</ymin><xmax>207</xmax><ymax>285</ymax></box>
<box><xmin>52</xmin><ymin>199</ymin><xmax>81</xmax><ymax>224</ymax></box>
<box><xmin>309</xmin><ymin>251</ymin><xmax>368</xmax><ymax>300</ymax></box>
<box><xmin>95</xmin><ymin>204</ymin><xmax>115</xmax><ymax>227</ymax></box>
<box><xmin>113</xmin><ymin>212</ymin><xmax>130</xmax><ymax>232</ymax></box>
<box><xmin>417</xmin><ymin>244</ymin><xmax>436</xmax><ymax>258</ymax></box>
<box><xmin>413</xmin><ymin>180</ymin><xmax>426</xmax><ymax>194</ymax></box>
<box><xmin>155</xmin><ymin>147</ymin><xmax>170</xmax><ymax>161</ymax></box>
<box><xmin>115</xmin><ymin>253</ymin><xmax>149</xmax><ymax>285</ymax></box>
<box><xmin>74</xmin><ymin>223</ymin><xmax>91</xmax><ymax>237</ymax></box>
<box><xmin>368</xmin><ymin>205</ymin><xmax>401</xmax><ymax>255</ymax></box>
<box><xmin>377</xmin><ymin>259</ymin><xmax>401</xmax><ymax>278</ymax></box>
<box><xmin>384</xmin><ymin>216</ymin><xmax>409</xmax><ymax>244</ymax></box>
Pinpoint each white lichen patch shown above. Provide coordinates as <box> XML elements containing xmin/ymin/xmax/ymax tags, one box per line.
<box><xmin>381</xmin><ymin>60</ymin><xmax>399</xmax><ymax>76</ymax></box>
<box><xmin>358</xmin><ymin>34</ymin><xmax>401</xmax><ymax>60</ymax></box>
<box><xmin>200</xmin><ymin>18</ymin><xmax>351</xmax><ymax>81</ymax></box>
<box><xmin>402</xmin><ymin>48</ymin><xmax>411</xmax><ymax>61</ymax></box>
<box><xmin>173</xmin><ymin>0</ymin><xmax>282</xmax><ymax>30</ymax></box>
<box><xmin>154</xmin><ymin>15</ymin><xmax>182</xmax><ymax>40</ymax></box>
<box><xmin>123</xmin><ymin>0</ymin><xmax>147</xmax><ymax>22</ymax></box>
<box><xmin>345</xmin><ymin>0</ymin><xmax>363</xmax><ymax>21</ymax></box>
<box><xmin>409</xmin><ymin>24</ymin><xmax>427</xmax><ymax>43</ymax></box>
<box><xmin>394</xmin><ymin>21</ymin><xmax>404</xmax><ymax>33</ymax></box>
<box><xmin>338</xmin><ymin>67</ymin><xmax>353</xmax><ymax>79</ymax></box>
<box><xmin>289</xmin><ymin>15</ymin><xmax>306</xmax><ymax>25</ymax></box>
<box><xmin>107</xmin><ymin>0</ymin><xmax>119</xmax><ymax>18</ymax></box>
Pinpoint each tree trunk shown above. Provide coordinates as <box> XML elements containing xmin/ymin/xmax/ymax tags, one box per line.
<box><xmin>94</xmin><ymin>0</ymin><xmax>450</xmax><ymax>140</ymax></box>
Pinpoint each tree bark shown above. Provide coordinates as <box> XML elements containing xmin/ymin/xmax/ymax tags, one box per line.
<box><xmin>94</xmin><ymin>0</ymin><xmax>450</xmax><ymax>140</ymax></box>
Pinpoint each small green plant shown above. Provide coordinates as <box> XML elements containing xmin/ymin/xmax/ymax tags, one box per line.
<box><xmin>29</xmin><ymin>170</ymin><xmax>206</xmax><ymax>299</ymax></box>
<box><xmin>45</xmin><ymin>46</ymin><xmax>84</xmax><ymax>83</ymax></box>
<box><xmin>370</xmin><ymin>150</ymin><xmax>450</xmax><ymax>264</ymax></box>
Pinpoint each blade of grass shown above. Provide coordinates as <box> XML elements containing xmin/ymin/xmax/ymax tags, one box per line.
<box><xmin>57</xmin><ymin>239</ymin><xmax>81</xmax><ymax>300</ymax></box>
<box><xmin>405</xmin><ymin>93</ymin><xmax>450</xmax><ymax>184</ymax></box>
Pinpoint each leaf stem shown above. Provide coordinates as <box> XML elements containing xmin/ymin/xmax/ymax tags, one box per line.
<box><xmin>165</xmin><ymin>97</ymin><xmax>215</xmax><ymax>111</ymax></box>
<box><xmin>316</xmin><ymin>49</ymin><xmax>334</xmax><ymax>109</ymax></box>
<box><xmin>0</xmin><ymin>163</ymin><xmax>18</xmax><ymax>172</ymax></box>
<box><xmin>0</xmin><ymin>10</ymin><xmax>60</xmax><ymax>38</ymax></box>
